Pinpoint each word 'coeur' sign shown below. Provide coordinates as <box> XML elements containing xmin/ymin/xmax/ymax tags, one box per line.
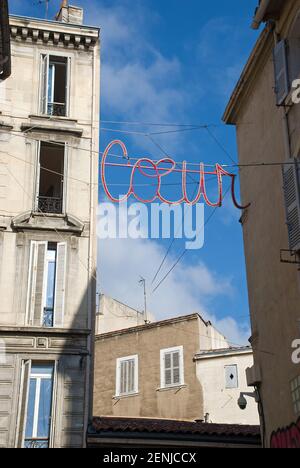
<box><xmin>101</xmin><ymin>140</ymin><xmax>249</xmax><ymax>210</ymax></box>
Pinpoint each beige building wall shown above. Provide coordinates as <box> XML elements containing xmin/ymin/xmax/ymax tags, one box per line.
<box><xmin>0</xmin><ymin>7</ymin><xmax>100</xmax><ymax>448</ymax></box>
<box><xmin>195</xmin><ymin>349</ymin><xmax>259</xmax><ymax>425</ymax></box>
<box><xmin>95</xmin><ymin>295</ymin><xmax>153</xmax><ymax>334</ymax></box>
<box><xmin>93</xmin><ymin>314</ymin><xmax>229</xmax><ymax>421</ymax></box>
<box><xmin>224</xmin><ymin>0</ymin><xmax>300</xmax><ymax>446</ymax></box>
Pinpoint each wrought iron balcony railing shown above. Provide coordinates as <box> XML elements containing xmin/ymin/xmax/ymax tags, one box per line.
<box><xmin>24</xmin><ymin>438</ymin><xmax>49</xmax><ymax>449</ymax></box>
<box><xmin>38</xmin><ymin>196</ymin><xmax>63</xmax><ymax>214</ymax></box>
<box><xmin>43</xmin><ymin>307</ymin><xmax>54</xmax><ymax>328</ymax></box>
<box><xmin>47</xmin><ymin>102</ymin><xmax>66</xmax><ymax>117</ymax></box>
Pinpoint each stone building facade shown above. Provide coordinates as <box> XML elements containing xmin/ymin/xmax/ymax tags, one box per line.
<box><xmin>94</xmin><ymin>314</ymin><xmax>259</xmax><ymax>425</ymax></box>
<box><xmin>0</xmin><ymin>4</ymin><xmax>100</xmax><ymax>448</ymax></box>
<box><xmin>223</xmin><ymin>0</ymin><xmax>300</xmax><ymax>448</ymax></box>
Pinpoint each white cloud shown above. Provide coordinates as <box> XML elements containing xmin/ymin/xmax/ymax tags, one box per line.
<box><xmin>97</xmin><ymin>207</ymin><xmax>249</xmax><ymax>346</ymax></box>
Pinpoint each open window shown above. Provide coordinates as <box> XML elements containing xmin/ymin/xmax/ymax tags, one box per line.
<box><xmin>37</xmin><ymin>141</ymin><xmax>65</xmax><ymax>214</ymax></box>
<box><xmin>17</xmin><ymin>362</ymin><xmax>55</xmax><ymax>448</ymax></box>
<box><xmin>26</xmin><ymin>241</ymin><xmax>67</xmax><ymax>328</ymax></box>
<box><xmin>41</xmin><ymin>55</ymin><xmax>69</xmax><ymax>117</ymax></box>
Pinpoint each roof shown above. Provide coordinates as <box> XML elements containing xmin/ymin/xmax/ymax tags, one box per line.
<box><xmin>223</xmin><ymin>26</ymin><xmax>272</xmax><ymax>124</ymax></box>
<box><xmin>252</xmin><ymin>0</ymin><xmax>286</xmax><ymax>30</ymax></box>
<box><xmin>195</xmin><ymin>346</ymin><xmax>252</xmax><ymax>360</ymax></box>
<box><xmin>89</xmin><ymin>417</ymin><xmax>261</xmax><ymax>445</ymax></box>
<box><xmin>95</xmin><ymin>313</ymin><xmax>207</xmax><ymax>340</ymax></box>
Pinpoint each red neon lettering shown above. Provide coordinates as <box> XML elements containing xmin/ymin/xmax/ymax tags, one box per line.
<box><xmin>101</xmin><ymin>140</ymin><xmax>250</xmax><ymax>209</ymax></box>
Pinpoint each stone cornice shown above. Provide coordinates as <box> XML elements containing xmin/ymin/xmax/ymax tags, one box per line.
<box><xmin>9</xmin><ymin>15</ymin><xmax>99</xmax><ymax>50</ymax></box>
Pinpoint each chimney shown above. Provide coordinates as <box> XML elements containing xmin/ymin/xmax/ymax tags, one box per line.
<box><xmin>56</xmin><ymin>1</ymin><xmax>84</xmax><ymax>25</ymax></box>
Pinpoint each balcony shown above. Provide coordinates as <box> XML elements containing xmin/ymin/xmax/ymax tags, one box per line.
<box><xmin>42</xmin><ymin>307</ymin><xmax>54</xmax><ymax>328</ymax></box>
<box><xmin>24</xmin><ymin>438</ymin><xmax>49</xmax><ymax>448</ymax></box>
<box><xmin>38</xmin><ymin>196</ymin><xmax>63</xmax><ymax>215</ymax></box>
<box><xmin>47</xmin><ymin>102</ymin><xmax>66</xmax><ymax>117</ymax></box>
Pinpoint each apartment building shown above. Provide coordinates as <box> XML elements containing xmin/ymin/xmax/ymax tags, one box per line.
<box><xmin>195</xmin><ymin>347</ymin><xmax>259</xmax><ymax>425</ymax></box>
<box><xmin>223</xmin><ymin>0</ymin><xmax>300</xmax><ymax>448</ymax></box>
<box><xmin>0</xmin><ymin>4</ymin><xmax>100</xmax><ymax>448</ymax></box>
<box><xmin>0</xmin><ymin>0</ymin><xmax>11</xmax><ymax>80</ymax></box>
<box><xmin>93</xmin><ymin>313</ymin><xmax>259</xmax><ymax>425</ymax></box>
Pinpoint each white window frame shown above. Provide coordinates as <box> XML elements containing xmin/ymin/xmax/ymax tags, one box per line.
<box><xmin>116</xmin><ymin>355</ymin><xmax>138</xmax><ymax>397</ymax></box>
<box><xmin>29</xmin><ymin>368</ymin><xmax>53</xmax><ymax>442</ymax></box>
<box><xmin>224</xmin><ymin>364</ymin><xmax>239</xmax><ymax>389</ymax></box>
<box><xmin>34</xmin><ymin>141</ymin><xmax>68</xmax><ymax>215</ymax></box>
<box><xmin>26</xmin><ymin>241</ymin><xmax>67</xmax><ymax>328</ymax></box>
<box><xmin>160</xmin><ymin>346</ymin><xmax>184</xmax><ymax>389</ymax></box>
<box><xmin>39</xmin><ymin>53</ymin><xmax>71</xmax><ymax>117</ymax></box>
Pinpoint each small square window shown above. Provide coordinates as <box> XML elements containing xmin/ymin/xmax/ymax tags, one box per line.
<box><xmin>225</xmin><ymin>365</ymin><xmax>239</xmax><ymax>389</ymax></box>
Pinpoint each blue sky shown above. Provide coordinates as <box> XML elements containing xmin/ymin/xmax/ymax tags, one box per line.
<box><xmin>9</xmin><ymin>0</ymin><xmax>261</xmax><ymax>344</ymax></box>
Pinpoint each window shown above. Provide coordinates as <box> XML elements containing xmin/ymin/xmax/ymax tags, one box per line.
<box><xmin>160</xmin><ymin>346</ymin><xmax>184</xmax><ymax>388</ymax></box>
<box><xmin>273</xmin><ymin>13</ymin><xmax>300</xmax><ymax>105</ymax></box>
<box><xmin>273</xmin><ymin>40</ymin><xmax>290</xmax><ymax>105</ymax></box>
<box><xmin>26</xmin><ymin>241</ymin><xmax>67</xmax><ymax>328</ymax></box>
<box><xmin>291</xmin><ymin>376</ymin><xmax>300</xmax><ymax>415</ymax></box>
<box><xmin>116</xmin><ymin>355</ymin><xmax>138</xmax><ymax>397</ymax></box>
<box><xmin>282</xmin><ymin>159</ymin><xmax>300</xmax><ymax>252</ymax></box>
<box><xmin>225</xmin><ymin>365</ymin><xmax>239</xmax><ymax>389</ymax></box>
<box><xmin>37</xmin><ymin>141</ymin><xmax>65</xmax><ymax>214</ymax></box>
<box><xmin>17</xmin><ymin>363</ymin><xmax>54</xmax><ymax>448</ymax></box>
<box><xmin>41</xmin><ymin>55</ymin><xmax>69</xmax><ymax>116</ymax></box>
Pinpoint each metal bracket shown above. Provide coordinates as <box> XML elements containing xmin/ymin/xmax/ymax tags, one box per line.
<box><xmin>280</xmin><ymin>249</ymin><xmax>300</xmax><ymax>267</ymax></box>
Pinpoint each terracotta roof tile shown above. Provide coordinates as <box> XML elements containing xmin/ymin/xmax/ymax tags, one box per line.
<box><xmin>91</xmin><ymin>417</ymin><xmax>261</xmax><ymax>439</ymax></box>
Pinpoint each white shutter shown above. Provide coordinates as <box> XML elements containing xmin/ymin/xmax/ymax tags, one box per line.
<box><xmin>172</xmin><ymin>351</ymin><xmax>180</xmax><ymax>385</ymax></box>
<box><xmin>26</xmin><ymin>241</ymin><xmax>47</xmax><ymax>327</ymax></box>
<box><xmin>225</xmin><ymin>365</ymin><xmax>239</xmax><ymax>389</ymax></box>
<box><xmin>273</xmin><ymin>40</ymin><xmax>290</xmax><ymax>105</ymax></box>
<box><xmin>41</xmin><ymin>55</ymin><xmax>49</xmax><ymax>114</ymax></box>
<box><xmin>54</xmin><ymin>242</ymin><xmax>67</xmax><ymax>328</ymax></box>
<box><xmin>117</xmin><ymin>357</ymin><xmax>137</xmax><ymax>395</ymax></box>
<box><xmin>16</xmin><ymin>360</ymin><xmax>31</xmax><ymax>448</ymax></box>
<box><xmin>282</xmin><ymin>159</ymin><xmax>300</xmax><ymax>251</ymax></box>
<box><xmin>164</xmin><ymin>353</ymin><xmax>172</xmax><ymax>386</ymax></box>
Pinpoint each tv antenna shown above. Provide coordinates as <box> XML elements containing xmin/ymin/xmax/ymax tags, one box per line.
<box><xmin>34</xmin><ymin>0</ymin><xmax>50</xmax><ymax>19</ymax></box>
<box><xmin>139</xmin><ymin>277</ymin><xmax>150</xmax><ymax>324</ymax></box>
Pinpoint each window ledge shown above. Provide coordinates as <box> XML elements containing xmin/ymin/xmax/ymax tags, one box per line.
<box><xmin>21</xmin><ymin>121</ymin><xmax>83</xmax><ymax>138</ymax></box>
<box><xmin>113</xmin><ymin>393</ymin><xmax>139</xmax><ymax>400</ymax></box>
<box><xmin>157</xmin><ymin>384</ymin><xmax>187</xmax><ymax>393</ymax></box>
<box><xmin>29</xmin><ymin>114</ymin><xmax>78</xmax><ymax>124</ymax></box>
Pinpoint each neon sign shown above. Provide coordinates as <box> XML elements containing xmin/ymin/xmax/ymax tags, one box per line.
<box><xmin>101</xmin><ymin>140</ymin><xmax>250</xmax><ymax>210</ymax></box>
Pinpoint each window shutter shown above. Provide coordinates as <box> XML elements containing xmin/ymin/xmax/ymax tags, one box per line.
<box><xmin>17</xmin><ymin>360</ymin><xmax>31</xmax><ymax>448</ymax></box>
<box><xmin>282</xmin><ymin>159</ymin><xmax>300</xmax><ymax>252</ymax></box>
<box><xmin>54</xmin><ymin>242</ymin><xmax>67</xmax><ymax>328</ymax></box>
<box><xmin>172</xmin><ymin>352</ymin><xmax>180</xmax><ymax>385</ymax></box>
<box><xmin>225</xmin><ymin>365</ymin><xmax>239</xmax><ymax>389</ymax></box>
<box><xmin>164</xmin><ymin>353</ymin><xmax>172</xmax><ymax>386</ymax></box>
<box><xmin>26</xmin><ymin>241</ymin><xmax>47</xmax><ymax>327</ymax></box>
<box><xmin>273</xmin><ymin>40</ymin><xmax>290</xmax><ymax>105</ymax></box>
<box><xmin>41</xmin><ymin>55</ymin><xmax>49</xmax><ymax>114</ymax></box>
